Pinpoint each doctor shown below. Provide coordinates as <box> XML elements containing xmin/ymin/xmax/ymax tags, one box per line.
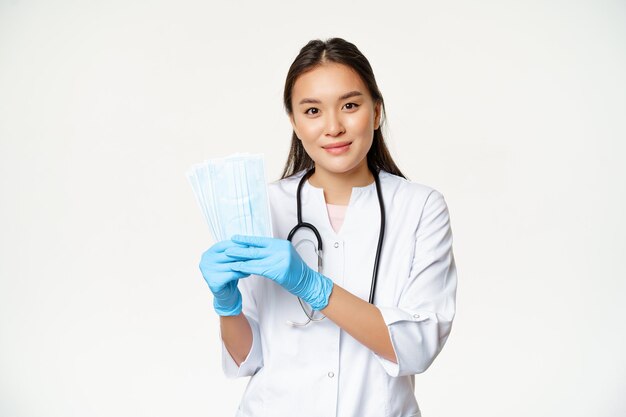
<box><xmin>199</xmin><ymin>37</ymin><xmax>457</xmax><ymax>417</ymax></box>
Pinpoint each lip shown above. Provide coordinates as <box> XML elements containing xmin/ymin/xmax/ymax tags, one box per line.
<box><xmin>323</xmin><ymin>141</ymin><xmax>352</xmax><ymax>149</ymax></box>
<box><xmin>323</xmin><ymin>141</ymin><xmax>352</xmax><ymax>155</ymax></box>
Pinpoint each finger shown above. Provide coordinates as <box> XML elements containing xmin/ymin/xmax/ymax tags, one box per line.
<box><xmin>205</xmin><ymin>271</ymin><xmax>248</xmax><ymax>292</ymax></box>
<box><xmin>230</xmin><ymin>234</ymin><xmax>272</xmax><ymax>248</ymax></box>
<box><xmin>199</xmin><ymin>257</ymin><xmax>248</xmax><ymax>280</ymax></box>
<box><xmin>209</xmin><ymin>239</ymin><xmax>240</xmax><ymax>253</ymax></box>
<box><xmin>202</xmin><ymin>242</ymin><xmax>244</xmax><ymax>264</ymax></box>
<box><xmin>203</xmin><ymin>260</ymin><xmax>248</xmax><ymax>274</ymax></box>
<box><xmin>234</xmin><ymin>270</ymin><xmax>251</xmax><ymax>279</ymax></box>
<box><xmin>218</xmin><ymin>270</ymin><xmax>250</xmax><ymax>281</ymax></box>
<box><xmin>212</xmin><ymin>250</ymin><xmax>249</xmax><ymax>264</ymax></box>
<box><xmin>209</xmin><ymin>279</ymin><xmax>239</xmax><ymax>296</ymax></box>
<box><xmin>214</xmin><ymin>269</ymin><xmax>251</xmax><ymax>280</ymax></box>
<box><xmin>230</xmin><ymin>260</ymin><xmax>267</xmax><ymax>277</ymax></box>
<box><xmin>224</xmin><ymin>246</ymin><xmax>269</xmax><ymax>260</ymax></box>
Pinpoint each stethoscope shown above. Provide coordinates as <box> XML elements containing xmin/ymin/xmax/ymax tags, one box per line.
<box><xmin>286</xmin><ymin>166</ymin><xmax>386</xmax><ymax>327</ymax></box>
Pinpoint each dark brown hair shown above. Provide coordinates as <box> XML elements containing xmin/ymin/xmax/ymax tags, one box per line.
<box><xmin>281</xmin><ymin>38</ymin><xmax>406</xmax><ymax>180</ymax></box>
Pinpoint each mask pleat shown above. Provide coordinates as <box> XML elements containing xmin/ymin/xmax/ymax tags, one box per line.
<box><xmin>186</xmin><ymin>153</ymin><xmax>273</xmax><ymax>242</ymax></box>
<box><xmin>233</xmin><ymin>158</ymin><xmax>244</xmax><ymax>238</ymax></box>
<box><xmin>241</xmin><ymin>158</ymin><xmax>253</xmax><ymax>235</ymax></box>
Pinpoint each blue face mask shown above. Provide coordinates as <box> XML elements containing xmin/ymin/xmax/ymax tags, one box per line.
<box><xmin>186</xmin><ymin>153</ymin><xmax>273</xmax><ymax>242</ymax></box>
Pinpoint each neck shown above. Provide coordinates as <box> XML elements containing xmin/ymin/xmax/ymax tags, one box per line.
<box><xmin>308</xmin><ymin>162</ymin><xmax>374</xmax><ymax>205</ymax></box>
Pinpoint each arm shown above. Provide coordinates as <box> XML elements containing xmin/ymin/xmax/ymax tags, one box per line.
<box><xmin>199</xmin><ymin>241</ymin><xmax>264</xmax><ymax>377</ymax></box>
<box><xmin>318</xmin><ymin>189</ymin><xmax>455</xmax><ymax>367</ymax></box>
<box><xmin>220</xmin><ymin>312</ymin><xmax>252</xmax><ymax>366</ymax></box>
<box><xmin>372</xmin><ymin>190</ymin><xmax>457</xmax><ymax>376</ymax></box>
<box><xmin>219</xmin><ymin>275</ymin><xmax>265</xmax><ymax>377</ymax></box>
<box><xmin>321</xmin><ymin>284</ymin><xmax>397</xmax><ymax>363</ymax></box>
<box><xmin>218</xmin><ymin>288</ymin><xmax>264</xmax><ymax>377</ymax></box>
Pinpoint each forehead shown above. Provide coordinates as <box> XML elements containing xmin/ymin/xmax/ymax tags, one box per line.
<box><xmin>292</xmin><ymin>63</ymin><xmax>370</xmax><ymax>101</ymax></box>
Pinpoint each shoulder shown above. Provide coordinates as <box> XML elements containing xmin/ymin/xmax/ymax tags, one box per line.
<box><xmin>378</xmin><ymin>170</ymin><xmax>446</xmax><ymax>205</ymax></box>
<box><xmin>378</xmin><ymin>170</ymin><xmax>451</xmax><ymax>230</ymax></box>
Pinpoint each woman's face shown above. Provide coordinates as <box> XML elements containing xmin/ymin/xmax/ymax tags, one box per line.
<box><xmin>289</xmin><ymin>63</ymin><xmax>381</xmax><ymax>179</ymax></box>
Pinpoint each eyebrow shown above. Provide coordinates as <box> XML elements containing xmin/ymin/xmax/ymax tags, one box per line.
<box><xmin>298</xmin><ymin>90</ymin><xmax>363</xmax><ymax>105</ymax></box>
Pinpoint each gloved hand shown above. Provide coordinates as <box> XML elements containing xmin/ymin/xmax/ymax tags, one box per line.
<box><xmin>225</xmin><ymin>235</ymin><xmax>334</xmax><ymax>311</ymax></box>
<box><xmin>199</xmin><ymin>240</ymin><xmax>250</xmax><ymax>316</ymax></box>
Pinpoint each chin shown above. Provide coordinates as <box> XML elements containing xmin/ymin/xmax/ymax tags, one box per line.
<box><xmin>316</xmin><ymin>159</ymin><xmax>364</xmax><ymax>175</ymax></box>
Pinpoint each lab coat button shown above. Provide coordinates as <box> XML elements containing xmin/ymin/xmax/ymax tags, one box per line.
<box><xmin>413</xmin><ymin>314</ymin><xmax>420</xmax><ymax>319</ymax></box>
<box><xmin>333</xmin><ymin>242</ymin><xmax>339</xmax><ymax>248</ymax></box>
<box><xmin>328</xmin><ymin>371</ymin><xmax>335</xmax><ymax>378</ymax></box>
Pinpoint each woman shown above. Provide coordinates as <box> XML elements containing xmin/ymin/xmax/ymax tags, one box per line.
<box><xmin>199</xmin><ymin>38</ymin><xmax>457</xmax><ymax>417</ymax></box>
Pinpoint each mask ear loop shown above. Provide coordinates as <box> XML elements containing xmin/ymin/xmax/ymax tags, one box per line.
<box><xmin>286</xmin><ymin>238</ymin><xmax>326</xmax><ymax>327</ymax></box>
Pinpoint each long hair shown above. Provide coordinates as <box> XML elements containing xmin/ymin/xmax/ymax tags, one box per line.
<box><xmin>281</xmin><ymin>38</ymin><xmax>406</xmax><ymax>180</ymax></box>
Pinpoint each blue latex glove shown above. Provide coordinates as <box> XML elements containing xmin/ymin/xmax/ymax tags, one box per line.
<box><xmin>225</xmin><ymin>235</ymin><xmax>334</xmax><ymax>311</ymax></box>
<box><xmin>199</xmin><ymin>240</ymin><xmax>250</xmax><ymax>316</ymax></box>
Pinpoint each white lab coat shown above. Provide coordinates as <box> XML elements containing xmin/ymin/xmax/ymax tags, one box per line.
<box><xmin>221</xmin><ymin>169</ymin><xmax>458</xmax><ymax>417</ymax></box>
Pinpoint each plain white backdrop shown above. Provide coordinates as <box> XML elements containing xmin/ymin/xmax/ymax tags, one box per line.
<box><xmin>1</xmin><ymin>0</ymin><xmax>625</xmax><ymax>416</ymax></box>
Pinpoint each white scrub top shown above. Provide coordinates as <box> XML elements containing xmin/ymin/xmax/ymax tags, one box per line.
<box><xmin>221</xmin><ymin>170</ymin><xmax>458</xmax><ymax>417</ymax></box>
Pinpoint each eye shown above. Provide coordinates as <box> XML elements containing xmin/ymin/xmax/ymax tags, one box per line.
<box><xmin>304</xmin><ymin>107</ymin><xmax>319</xmax><ymax>115</ymax></box>
<box><xmin>344</xmin><ymin>102</ymin><xmax>360</xmax><ymax>111</ymax></box>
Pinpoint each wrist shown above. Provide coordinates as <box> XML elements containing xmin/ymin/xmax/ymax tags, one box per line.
<box><xmin>213</xmin><ymin>287</ymin><xmax>242</xmax><ymax>316</ymax></box>
<box><xmin>308</xmin><ymin>272</ymin><xmax>334</xmax><ymax>311</ymax></box>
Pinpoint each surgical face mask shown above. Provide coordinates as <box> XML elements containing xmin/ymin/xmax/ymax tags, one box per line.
<box><xmin>186</xmin><ymin>153</ymin><xmax>273</xmax><ymax>242</ymax></box>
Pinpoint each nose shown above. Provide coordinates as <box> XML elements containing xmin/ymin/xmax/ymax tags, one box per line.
<box><xmin>324</xmin><ymin>111</ymin><xmax>345</xmax><ymax>137</ymax></box>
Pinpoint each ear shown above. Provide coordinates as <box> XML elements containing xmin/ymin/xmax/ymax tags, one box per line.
<box><xmin>289</xmin><ymin>113</ymin><xmax>301</xmax><ymax>140</ymax></box>
<box><xmin>374</xmin><ymin>101</ymin><xmax>382</xmax><ymax>130</ymax></box>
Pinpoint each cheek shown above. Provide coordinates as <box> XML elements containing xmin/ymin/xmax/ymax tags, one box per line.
<box><xmin>346</xmin><ymin>111</ymin><xmax>375</xmax><ymax>134</ymax></box>
<box><xmin>295</xmin><ymin>118</ymin><xmax>324</xmax><ymax>141</ymax></box>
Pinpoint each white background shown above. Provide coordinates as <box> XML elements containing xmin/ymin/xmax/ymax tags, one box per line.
<box><xmin>1</xmin><ymin>1</ymin><xmax>625</xmax><ymax>416</ymax></box>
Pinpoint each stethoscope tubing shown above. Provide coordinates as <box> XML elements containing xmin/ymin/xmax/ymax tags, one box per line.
<box><xmin>369</xmin><ymin>167</ymin><xmax>385</xmax><ymax>304</ymax></box>
<box><xmin>288</xmin><ymin>167</ymin><xmax>385</xmax><ymax>306</ymax></box>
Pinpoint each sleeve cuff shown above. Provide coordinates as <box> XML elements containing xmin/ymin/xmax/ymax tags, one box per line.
<box><xmin>221</xmin><ymin>315</ymin><xmax>264</xmax><ymax>378</ymax></box>
<box><xmin>374</xmin><ymin>306</ymin><xmax>434</xmax><ymax>377</ymax></box>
